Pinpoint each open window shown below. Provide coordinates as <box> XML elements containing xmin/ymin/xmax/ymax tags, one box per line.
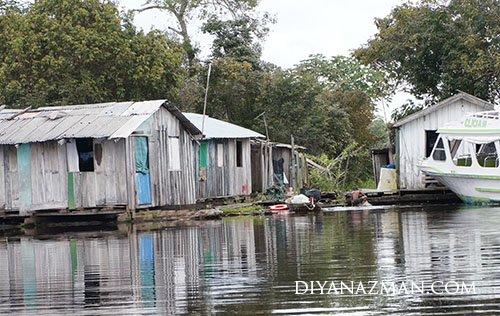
<box><xmin>236</xmin><ymin>140</ymin><xmax>243</xmax><ymax>167</ymax></box>
<box><xmin>476</xmin><ymin>142</ymin><xmax>498</xmax><ymax>168</ymax></box>
<box><xmin>76</xmin><ymin>138</ymin><xmax>94</xmax><ymax>171</ymax></box>
<box><xmin>449</xmin><ymin>139</ymin><xmax>472</xmax><ymax>167</ymax></box>
<box><xmin>432</xmin><ymin>138</ymin><xmax>446</xmax><ymax>161</ymax></box>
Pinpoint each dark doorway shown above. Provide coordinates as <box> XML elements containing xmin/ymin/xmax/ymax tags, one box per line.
<box><xmin>425</xmin><ymin>130</ymin><xmax>439</xmax><ymax>157</ymax></box>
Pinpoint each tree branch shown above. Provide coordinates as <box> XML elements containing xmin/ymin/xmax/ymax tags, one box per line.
<box><xmin>133</xmin><ymin>5</ymin><xmax>167</xmax><ymax>12</ymax></box>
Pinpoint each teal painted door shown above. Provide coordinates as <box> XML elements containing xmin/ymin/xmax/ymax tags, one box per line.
<box><xmin>17</xmin><ymin>143</ymin><xmax>31</xmax><ymax>214</ymax></box>
<box><xmin>135</xmin><ymin>137</ymin><xmax>151</xmax><ymax>205</ymax></box>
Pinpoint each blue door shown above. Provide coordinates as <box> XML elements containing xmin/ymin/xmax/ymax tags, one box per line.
<box><xmin>135</xmin><ymin>137</ymin><xmax>151</xmax><ymax>205</ymax></box>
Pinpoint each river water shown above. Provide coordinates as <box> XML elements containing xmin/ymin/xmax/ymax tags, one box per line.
<box><xmin>1</xmin><ymin>206</ymin><xmax>500</xmax><ymax>315</ymax></box>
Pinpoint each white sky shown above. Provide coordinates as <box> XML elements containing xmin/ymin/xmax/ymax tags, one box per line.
<box><xmin>119</xmin><ymin>0</ymin><xmax>416</xmax><ymax>121</ymax></box>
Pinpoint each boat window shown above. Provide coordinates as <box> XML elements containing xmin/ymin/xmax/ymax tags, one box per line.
<box><xmin>476</xmin><ymin>142</ymin><xmax>498</xmax><ymax>168</ymax></box>
<box><xmin>432</xmin><ymin>138</ymin><xmax>446</xmax><ymax>161</ymax></box>
<box><xmin>450</xmin><ymin>139</ymin><xmax>472</xmax><ymax>167</ymax></box>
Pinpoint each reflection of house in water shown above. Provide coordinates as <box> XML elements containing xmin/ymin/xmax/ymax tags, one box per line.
<box><xmin>399</xmin><ymin>210</ymin><xmax>491</xmax><ymax>285</ymax></box>
<box><xmin>373</xmin><ymin>211</ymin><xmax>403</xmax><ymax>279</ymax></box>
<box><xmin>400</xmin><ymin>211</ymin><xmax>433</xmax><ymax>275</ymax></box>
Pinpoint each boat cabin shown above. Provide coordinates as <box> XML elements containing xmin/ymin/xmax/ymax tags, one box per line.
<box><xmin>393</xmin><ymin>92</ymin><xmax>495</xmax><ymax>189</ymax></box>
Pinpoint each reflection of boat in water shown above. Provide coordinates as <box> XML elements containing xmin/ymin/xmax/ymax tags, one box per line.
<box><xmin>418</xmin><ymin>111</ymin><xmax>500</xmax><ymax>203</ymax></box>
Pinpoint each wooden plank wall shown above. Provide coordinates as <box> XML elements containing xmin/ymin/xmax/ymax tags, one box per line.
<box><xmin>4</xmin><ymin>145</ymin><xmax>19</xmax><ymax>211</ymax></box>
<box><xmin>197</xmin><ymin>138</ymin><xmax>253</xmax><ymax>198</ymax></box>
<box><xmin>30</xmin><ymin>141</ymin><xmax>67</xmax><ymax>210</ymax></box>
<box><xmin>94</xmin><ymin>139</ymin><xmax>128</xmax><ymax>206</ymax></box>
<box><xmin>0</xmin><ymin>146</ymin><xmax>5</xmax><ymax>210</ymax></box>
<box><xmin>147</xmin><ymin>108</ymin><xmax>197</xmax><ymax>207</ymax></box>
<box><xmin>0</xmin><ymin>108</ymin><xmax>200</xmax><ymax>212</ymax></box>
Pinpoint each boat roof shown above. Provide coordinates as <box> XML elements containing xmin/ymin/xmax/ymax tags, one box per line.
<box><xmin>438</xmin><ymin>111</ymin><xmax>500</xmax><ymax>142</ymax></box>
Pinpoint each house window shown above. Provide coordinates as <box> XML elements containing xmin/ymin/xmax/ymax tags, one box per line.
<box><xmin>217</xmin><ymin>143</ymin><xmax>224</xmax><ymax>167</ymax></box>
<box><xmin>168</xmin><ymin>136</ymin><xmax>181</xmax><ymax>170</ymax></box>
<box><xmin>76</xmin><ymin>138</ymin><xmax>94</xmax><ymax>171</ymax></box>
<box><xmin>236</xmin><ymin>140</ymin><xmax>243</xmax><ymax>167</ymax></box>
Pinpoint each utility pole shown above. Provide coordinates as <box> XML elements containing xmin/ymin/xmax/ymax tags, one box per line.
<box><xmin>201</xmin><ymin>61</ymin><xmax>212</xmax><ymax>136</ymax></box>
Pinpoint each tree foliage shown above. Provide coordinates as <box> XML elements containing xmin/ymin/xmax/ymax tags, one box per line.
<box><xmin>136</xmin><ymin>0</ymin><xmax>271</xmax><ymax>64</ymax></box>
<box><xmin>0</xmin><ymin>0</ymin><xmax>184</xmax><ymax>107</ymax></box>
<box><xmin>190</xmin><ymin>55</ymin><xmax>383</xmax><ymax>159</ymax></box>
<box><xmin>355</xmin><ymin>0</ymin><xmax>500</xmax><ymax>103</ymax></box>
<box><xmin>201</xmin><ymin>16</ymin><xmax>265</xmax><ymax>67</ymax></box>
<box><xmin>295</xmin><ymin>54</ymin><xmax>390</xmax><ymax>102</ymax></box>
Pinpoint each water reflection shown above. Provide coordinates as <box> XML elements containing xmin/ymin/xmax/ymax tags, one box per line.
<box><xmin>1</xmin><ymin>207</ymin><xmax>500</xmax><ymax>315</ymax></box>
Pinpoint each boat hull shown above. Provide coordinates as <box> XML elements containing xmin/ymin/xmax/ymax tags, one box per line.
<box><xmin>425</xmin><ymin>171</ymin><xmax>500</xmax><ymax>203</ymax></box>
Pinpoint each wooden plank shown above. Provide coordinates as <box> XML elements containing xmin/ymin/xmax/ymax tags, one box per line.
<box><xmin>115</xmin><ymin>139</ymin><xmax>128</xmax><ymax>204</ymax></box>
<box><xmin>0</xmin><ymin>146</ymin><xmax>5</xmax><ymax>209</ymax></box>
<box><xmin>125</xmin><ymin>137</ymin><xmax>136</xmax><ymax>211</ymax></box>
<box><xmin>73</xmin><ymin>172</ymin><xmax>81</xmax><ymax>208</ymax></box>
<box><xmin>94</xmin><ymin>141</ymin><xmax>106</xmax><ymax>206</ymax></box>
<box><xmin>81</xmin><ymin>172</ymin><xmax>96</xmax><ymax>207</ymax></box>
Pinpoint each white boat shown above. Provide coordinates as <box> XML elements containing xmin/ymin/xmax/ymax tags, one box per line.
<box><xmin>417</xmin><ymin>111</ymin><xmax>500</xmax><ymax>203</ymax></box>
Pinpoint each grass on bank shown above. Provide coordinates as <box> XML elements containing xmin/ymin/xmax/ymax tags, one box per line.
<box><xmin>219</xmin><ymin>204</ymin><xmax>263</xmax><ymax>214</ymax></box>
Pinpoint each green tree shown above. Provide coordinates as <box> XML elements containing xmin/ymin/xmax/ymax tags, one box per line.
<box><xmin>294</xmin><ymin>54</ymin><xmax>390</xmax><ymax>102</ymax></box>
<box><xmin>135</xmin><ymin>0</ymin><xmax>271</xmax><ymax>64</ymax></box>
<box><xmin>355</xmin><ymin>0</ymin><xmax>500</xmax><ymax>103</ymax></box>
<box><xmin>201</xmin><ymin>16</ymin><xmax>266</xmax><ymax>67</ymax></box>
<box><xmin>0</xmin><ymin>0</ymin><xmax>184</xmax><ymax>107</ymax></box>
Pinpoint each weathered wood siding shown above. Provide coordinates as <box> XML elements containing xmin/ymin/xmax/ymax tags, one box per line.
<box><xmin>250</xmin><ymin>142</ymin><xmax>308</xmax><ymax>193</ymax></box>
<box><xmin>145</xmin><ymin>107</ymin><xmax>197</xmax><ymax>207</ymax></box>
<box><xmin>94</xmin><ymin>139</ymin><xmax>128</xmax><ymax>206</ymax></box>
<box><xmin>0</xmin><ymin>146</ymin><xmax>5</xmax><ymax>210</ymax></box>
<box><xmin>30</xmin><ymin>141</ymin><xmax>67</xmax><ymax>210</ymax></box>
<box><xmin>4</xmin><ymin>145</ymin><xmax>19</xmax><ymax>211</ymax></box>
<box><xmin>0</xmin><ymin>107</ymin><xmax>198</xmax><ymax>212</ymax></box>
<box><xmin>197</xmin><ymin>138</ymin><xmax>252</xmax><ymax>198</ymax></box>
<box><xmin>398</xmin><ymin>98</ymin><xmax>492</xmax><ymax>189</ymax></box>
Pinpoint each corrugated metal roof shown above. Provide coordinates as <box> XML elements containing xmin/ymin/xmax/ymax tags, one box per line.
<box><xmin>0</xmin><ymin>100</ymin><xmax>201</xmax><ymax>145</ymax></box>
<box><xmin>183</xmin><ymin>113</ymin><xmax>265</xmax><ymax>139</ymax></box>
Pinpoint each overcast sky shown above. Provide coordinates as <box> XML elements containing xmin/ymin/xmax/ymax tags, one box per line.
<box><xmin>119</xmin><ymin>0</ymin><xmax>414</xmax><ymax>120</ymax></box>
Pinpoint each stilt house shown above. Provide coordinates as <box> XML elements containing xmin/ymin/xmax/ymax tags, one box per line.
<box><xmin>183</xmin><ymin>113</ymin><xmax>265</xmax><ymax>199</ymax></box>
<box><xmin>0</xmin><ymin>100</ymin><xmax>201</xmax><ymax>214</ymax></box>
<box><xmin>251</xmin><ymin>141</ymin><xmax>308</xmax><ymax>194</ymax></box>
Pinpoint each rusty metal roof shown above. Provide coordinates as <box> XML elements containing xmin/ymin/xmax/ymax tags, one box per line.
<box><xmin>183</xmin><ymin>113</ymin><xmax>265</xmax><ymax>139</ymax></box>
<box><xmin>0</xmin><ymin>100</ymin><xmax>201</xmax><ymax>145</ymax></box>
